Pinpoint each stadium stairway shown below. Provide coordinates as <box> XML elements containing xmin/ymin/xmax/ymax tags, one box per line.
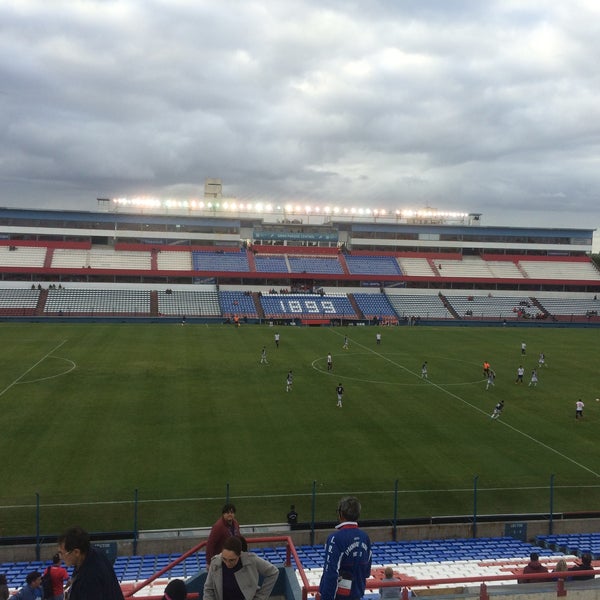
<box><xmin>150</xmin><ymin>290</ymin><xmax>159</xmax><ymax>316</ymax></box>
<box><xmin>252</xmin><ymin>292</ymin><xmax>265</xmax><ymax>319</ymax></box>
<box><xmin>439</xmin><ymin>293</ymin><xmax>460</xmax><ymax>319</ymax></box>
<box><xmin>530</xmin><ymin>296</ymin><xmax>550</xmax><ymax>318</ymax></box>
<box><xmin>35</xmin><ymin>288</ymin><xmax>48</xmax><ymax>315</ymax></box>
<box><xmin>347</xmin><ymin>293</ymin><xmax>365</xmax><ymax>320</ymax></box>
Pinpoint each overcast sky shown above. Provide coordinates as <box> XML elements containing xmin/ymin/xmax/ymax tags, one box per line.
<box><xmin>1</xmin><ymin>0</ymin><xmax>599</xmax><ymax>240</ymax></box>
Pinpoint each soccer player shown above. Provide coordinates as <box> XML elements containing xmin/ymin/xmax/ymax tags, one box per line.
<box><xmin>576</xmin><ymin>399</ymin><xmax>585</xmax><ymax>419</ymax></box>
<box><xmin>538</xmin><ymin>352</ymin><xmax>546</xmax><ymax>367</ymax></box>
<box><xmin>336</xmin><ymin>383</ymin><xmax>344</xmax><ymax>407</ymax></box>
<box><xmin>515</xmin><ymin>365</ymin><xmax>524</xmax><ymax>383</ymax></box>
<box><xmin>286</xmin><ymin>370</ymin><xmax>293</xmax><ymax>392</ymax></box>
<box><xmin>376</xmin><ymin>332</ymin><xmax>381</xmax><ymax>345</ymax></box>
<box><xmin>528</xmin><ymin>369</ymin><xmax>538</xmax><ymax>387</ymax></box>
<box><xmin>327</xmin><ymin>353</ymin><xmax>333</xmax><ymax>371</ymax></box>
<box><xmin>491</xmin><ymin>400</ymin><xmax>504</xmax><ymax>419</ymax></box>
<box><xmin>274</xmin><ymin>332</ymin><xmax>280</xmax><ymax>348</ymax></box>
<box><xmin>342</xmin><ymin>336</ymin><xmax>349</xmax><ymax>350</ymax></box>
<box><xmin>260</xmin><ymin>346</ymin><xmax>268</xmax><ymax>364</ymax></box>
<box><xmin>421</xmin><ymin>361</ymin><xmax>428</xmax><ymax>379</ymax></box>
<box><xmin>521</xmin><ymin>342</ymin><xmax>527</xmax><ymax>355</ymax></box>
<box><xmin>483</xmin><ymin>361</ymin><xmax>490</xmax><ymax>377</ymax></box>
<box><xmin>486</xmin><ymin>369</ymin><xmax>496</xmax><ymax>390</ymax></box>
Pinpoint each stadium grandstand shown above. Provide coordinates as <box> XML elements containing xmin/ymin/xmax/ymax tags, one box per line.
<box><xmin>1</xmin><ymin>199</ymin><xmax>600</xmax><ymax>598</ymax></box>
<box><xmin>0</xmin><ymin>201</ymin><xmax>598</xmax><ymax>323</ymax></box>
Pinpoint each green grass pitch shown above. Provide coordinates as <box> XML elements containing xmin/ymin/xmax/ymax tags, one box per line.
<box><xmin>1</xmin><ymin>322</ymin><xmax>599</xmax><ymax>536</ymax></box>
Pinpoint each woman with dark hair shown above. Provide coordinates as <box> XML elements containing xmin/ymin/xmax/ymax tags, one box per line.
<box><xmin>204</xmin><ymin>536</ymin><xmax>278</xmax><ymax>600</ymax></box>
<box><xmin>163</xmin><ymin>579</ymin><xmax>187</xmax><ymax>600</ymax></box>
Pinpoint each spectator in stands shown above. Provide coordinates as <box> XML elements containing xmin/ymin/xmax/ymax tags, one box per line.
<box><xmin>0</xmin><ymin>574</ymin><xmax>8</xmax><ymax>600</ymax></box>
<box><xmin>287</xmin><ymin>505</ymin><xmax>298</xmax><ymax>525</ymax></box>
<box><xmin>203</xmin><ymin>535</ymin><xmax>278</xmax><ymax>600</ymax></box>
<box><xmin>379</xmin><ymin>567</ymin><xmax>401</xmax><ymax>599</ymax></box>
<box><xmin>568</xmin><ymin>552</ymin><xmax>595</xmax><ymax>580</ymax></box>
<box><xmin>43</xmin><ymin>552</ymin><xmax>69</xmax><ymax>600</ymax></box>
<box><xmin>58</xmin><ymin>526</ymin><xmax>124</xmax><ymax>600</ymax></box>
<box><xmin>552</xmin><ymin>559</ymin><xmax>569</xmax><ymax>580</ymax></box>
<box><xmin>518</xmin><ymin>552</ymin><xmax>548</xmax><ymax>583</ymax></box>
<box><xmin>319</xmin><ymin>496</ymin><xmax>372</xmax><ymax>600</ymax></box>
<box><xmin>163</xmin><ymin>579</ymin><xmax>188</xmax><ymax>600</ymax></box>
<box><xmin>206</xmin><ymin>503</ymin><xmax>241</xmax><ymax>566</ymax></box>
<box><xmin>11</xmin><ymin>570</ymin><xmax>42</xmax><ymax>600</ymax></box>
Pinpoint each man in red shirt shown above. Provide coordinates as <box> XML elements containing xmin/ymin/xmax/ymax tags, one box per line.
<box><xmin>43</xmin><ymin>553</ymin><xmax>69</xmax><ymax>600</ymax></box>
<box><xmin>518</xmin><ymin>553</ymin><xmax>548</xmax><ymax>584</ymax></box>
<box><xmin>205</xmin><ymin>503</ymin><xmax>241</xmax><ymax>566</ymax></box>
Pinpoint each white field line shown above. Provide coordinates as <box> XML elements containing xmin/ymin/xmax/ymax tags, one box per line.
<box><xmin>0</xmin><ymin>339</ymin><xmax>69</xmax><ymax>398</ymax></box>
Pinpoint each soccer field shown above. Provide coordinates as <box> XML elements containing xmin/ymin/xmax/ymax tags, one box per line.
<box><xmin>2</xmin><ymin>322</ymin><xmax>599</xmax><ymax>536</ymax></box>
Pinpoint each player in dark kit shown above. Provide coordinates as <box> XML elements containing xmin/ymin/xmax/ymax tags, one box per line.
<box><xmin>336</xmin><ymin>383</ymin><xmax>344</xmax><ymax>407</ymax></box>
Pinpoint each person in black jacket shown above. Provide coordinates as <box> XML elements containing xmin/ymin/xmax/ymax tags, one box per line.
<box><xmin>568</xmin><ymin>553</ymin><xmax>596</xmax><ymax>581</ymax></box>
<box><xmin>57</xmin><ymin>526</ymin><xmax>124</xmax><ymax>600</ymax></box>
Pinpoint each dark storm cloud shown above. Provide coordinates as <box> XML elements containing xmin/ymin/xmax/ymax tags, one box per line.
<box><xmin>0</xmin><ymin>0</ymin><xmax>599</xmax><ymax>237</ymax></box>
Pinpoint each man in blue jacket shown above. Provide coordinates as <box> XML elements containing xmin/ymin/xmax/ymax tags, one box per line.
<box><xmin>319</xmin><ymin>496</ymin><xmax>372</xmax><ymax>600</ymax></box>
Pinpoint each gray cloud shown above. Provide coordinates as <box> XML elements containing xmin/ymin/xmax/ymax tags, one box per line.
<box><xmin>0</xmin><ymin>0</ymin><xmax>599</xmax><ymax>237</ymax></box>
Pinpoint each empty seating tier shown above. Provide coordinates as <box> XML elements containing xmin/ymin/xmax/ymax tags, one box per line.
<box><xmin>288</xmin><ymin>256</ymin><xmax>344</xmax><ymax>275</ymax></box>
<box><xmin>219</xmin><ymin>291</ymin><xmax>258</xmax><ymax>317</ymax></box>
<box><xmin>345</xmin><ymin>255</ymin><xmax>402</xmax><ymax>276</ymax></box>
<box><xmin>0</xmin><ymin>246</ymin><xmax>46</xmax><ymax>268</ymax></box>
<box><xmin>52</xmin><ymin>248</ymin><xmax>152</xmax><ymax>270</ymax></box>
<box><xmin>44</xmin><ymin>289</ymin><xmax>151</xmax><ymax>314</ymax></box>
<box><xmin>447</xmin><ymin>295</ymin><xmax>537</xmax><ymax>319</ymax></box>
<box><xmin>352</xmin><ymin>293</ymin><xmax>398</xmax><ymax>318</ymax></box>
<box><xmin>254</xmin><ymin>255</ymin><xmax>289</xmax><ymax>273</ymax></box>
<box><xmin>387</xmin><ymin>294</ymin><xmax>450</xmax><ymax>319</ymax></box>
<box><xmin>0</xmin><ymin>288</ymin><xmax>40</xmax><ymax>315</ymax></box>
<box><xmin>157</xmin><ymin>290</ymin><xmax>220</xmax><ymax>316</ymax></box>
<box><xmin>192</xmin><ymin>251</ymin><xmax>249</xmax><ymax>272</ymax></box>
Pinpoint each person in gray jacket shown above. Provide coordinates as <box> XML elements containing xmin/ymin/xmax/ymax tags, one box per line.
<box><xmin>204</xmin><ymin>536</ymin><xmax>279</xmax><ymax>600</ymax></box>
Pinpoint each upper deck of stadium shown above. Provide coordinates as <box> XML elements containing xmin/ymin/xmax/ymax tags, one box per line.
<box><xmin>0</xmin><ymin>204</ymin><xmax>597</xmax><ymax>294</ymax></box>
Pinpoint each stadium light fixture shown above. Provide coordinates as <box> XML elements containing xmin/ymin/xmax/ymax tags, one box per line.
<box><xmin>108</xmin><ymin>196</ymin><xmax>469</xmax><ymax>223</ymax></box>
